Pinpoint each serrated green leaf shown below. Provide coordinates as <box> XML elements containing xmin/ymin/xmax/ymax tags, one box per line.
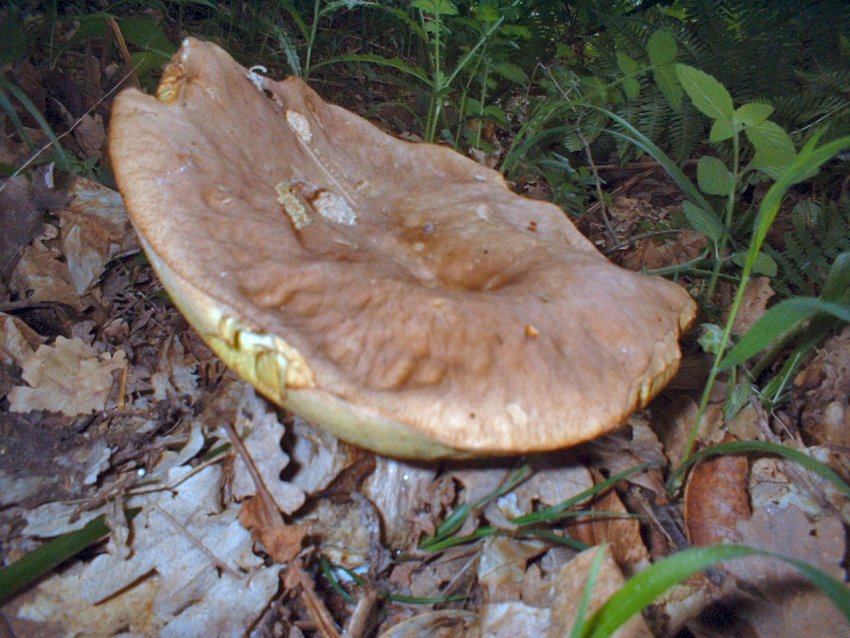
<box><xmin>623</xmin><ymin>77</ymin><xmax>640</xmax><ymax>101</ymax></box>
<box><xmin>747</xmin><ymin>120</ymin><xmax>798</xmax><ymax>176</ymax></box>
<box><xmin>647</xmin><ymin>30</ymin><xmax>677</xmax><ymax>65</ymax></box>
<box><xmin>697</xmin><ymin>156</ymin><xmax>735</xmax><ymax>196</ymax></box>
<box><xmin>616</xmin><ymin>51</ymin><xmax>640</xmax><ymax>76</ymax></box>
<box><xmin>675</xmin><ymin>64</ymin><xmax>734</xmax><ymax>120</ymax></box>
<box><xmin>746</xmin><ymin>120</ymin><xmax>796</xmax><ymax>156</ymax></box>
<box><xmin>491</xmin><ymin>61</ymin><xmax>527</xmax><ymax>84</ymax></box>
<box><xmin>683</xmin><ymin>200</ymin><xmax>724</xmax><ymax>243</ymax></box>
<box><xmin>736</xmin><ymin>102</ymin><xmax>774</xmax><ymax>127</ymax></box>
<box><xmin>709</xmin><ymin>118</ymin><xmax>735</xmax><ymax>142</ymax></box>
<box><xmin>654</xmin><ymin>64</ymin><xmax>682</xmax><ymax>111</ymax></box>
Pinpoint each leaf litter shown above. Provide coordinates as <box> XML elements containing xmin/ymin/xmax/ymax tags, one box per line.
<box><xmin>0</xmin><ymin>72</ymin><xmax>849</xmax><ymax>638</ymax></box>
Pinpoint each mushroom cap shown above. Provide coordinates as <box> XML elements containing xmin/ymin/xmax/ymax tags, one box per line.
<box><xmin>109</xmin><ymin>39</ymin><xmax>696</xmax><ymax>459</ymax></box>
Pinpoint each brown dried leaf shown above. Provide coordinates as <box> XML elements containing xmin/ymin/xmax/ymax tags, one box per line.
<box><xmin>548</xmin><ymin>545</ymin><xmax>651</xmax><ymax>638</ymax></box>
<box><xmin>720</xmin><ymin>505</ymin><xmax>850</xmax><ymax>638</ymax></box>
<box><xmin>793</xmin><ymin>326</ymin><xmax>850</xmax><ymax>446</ymax></box>
<box><xmin>8</xmin><ymin>336</ymin><xmax>125</xmax><ymax>416</ymax></box>
<box><xmin>571</xmin><ymin>490</ymin><xmax>649</xmax><ymax>571</ymax></box>
<box><xmin>239</xmin><ymin>496</ymin><xmax>306</xmax><ymax>563</ymax></box>
<box><xmin>10</xmin><ymin>239</ymin><xmax>87</xmax><ymax>310</ymax></box>
<box><xmin>730</xmin><ymin>276</ymin><xmax>775</xmax><ymax>336</ymax></box>
<box><xmin>59</xmin><ymin>177</ymin><xmax>136</xmax><ymax>296</ymax></box>
<box><xmin>684</xmin><ymin>439</ymin><xmax>751</xmax><ymax>546</ymax></box>
<box><xmin>0</xmin><ymin>169</ymin><xmax>67</xmax><ymax>284</ymax></box>
<box><xmin>478</xmin><ymin>536</ymin><xmax>547</xmax><ymax>603</ymax></box>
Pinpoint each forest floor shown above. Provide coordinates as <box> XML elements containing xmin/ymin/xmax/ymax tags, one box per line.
<box><xmin>1</xmin><ymin>22</ymin><xmax>849</xmax><ymax>638</ymax></box>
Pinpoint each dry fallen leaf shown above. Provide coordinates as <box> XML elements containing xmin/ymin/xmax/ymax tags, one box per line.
<box><xmin>730</xmin><ymin>276</ymin><xmax>775</xmax><ymax>336</ymax></box>
<box><xmin>548</xmin><ymin>544</ymin><xmax>651</xmax><ymax>638</ymax></box>
<box><xmin>59</xmin><ymin>177</ymin><xmax>136</xmax><ymax>296</ymax></box>
<box><xmin>7</xmin><ymin>465</ymin><xmax>280</xmax><ymax>637</ymax></box>
<box><xmin>9</xmin><ymin>238</ymin><xmax>88</xmax><ymax>311</ymax></box>
<box><xmin>8</xmin><ymin>336</ymin><xmax>125</xmax><ymax>416</ymax></box>
<box><xmin>684</xmin><ymin>436</ymin><xmax>751</xmax><ymax>546</ymax></box>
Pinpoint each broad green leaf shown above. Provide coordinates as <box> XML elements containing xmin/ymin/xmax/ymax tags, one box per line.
<box><xmin>683</xmin><ymin>200</ymin><xmax>724</xmax><ymax>243</ymax></box>
<box><xmin>732</xmin><ymin>251</ymin><xmax>777</xmax><ymax>277</ymax></box>
<box><xmin>647</xmin><ymin>30</ymin><xmax>677</xmax><ymax>65</ymax></box>
<box><xmin>119</xmin><ymin>16</ymin><xmax>177</xmax><ymax>57</ymax></box>
<box><xmin>697</xmin><ymin>156</ymin><xmax>735</xmax><ymax>196</ymax></box>
<box><xmin>491</xmin><ymin>61</ymin><xmax>528</xmax><ymax>84</ymax></box>
<box><xmin>747</xmin><ymin>120</ymin><xmax>797</xmax><ymax>177</ymax></box>
<box><xmin>616</xmin><ymin>51</ymin><xmax>640</xmax><ymax>76</ymax></box>
<box><xmin>709</xmin><ymin>118</ymin><xmax>735</xmax><ymax>142</ymax></box>
<box><xmin>412</xmin><ymin>0</ymin><xmax>458</xmax><ymax>15</ymax></box>
<box><xmin>622</xmin><ymin>77</ymin><xmax>640</xmax><ymax>101</ymax></box>
<box><xmin>653</xmin><ymin>63</ymin><xmax>682</xmax><ymax>111</ymax></box>
<box><xmin>747</xmin><ymin>120</ymin><xmax>796</xmax><ymax>156</ymax></box>
<box><xmin>720</xmin><ymin>298</ymin><xmax>850</xmax><ymax>369</ymax></box>
<box><xmin>675</xmin><ymin>64</ymin><xmax>734</xmax><ymax>120</ymax></box>
<box><xmin>483</xmin><ymin>104</ymin><xmax>509</xmax><ymax>126</ymax></box>
<box><xmin>736</xmin><ymin>102</ymin><xmax>774</xmax><ymax>127</ymax></box>
<box><xmin>581</xmin><ymin>543</ymin><xmax>850</xmax><ymax>637</ymax></box>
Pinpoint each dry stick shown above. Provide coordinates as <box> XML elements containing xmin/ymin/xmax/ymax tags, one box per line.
<box><xmin>107</xmin><ymin>17</ymin><xmax>141</xmax><ymax>90</ymax></box>
<box><xmin>291</xmin><ymin>559</ymin><xmax>343</xmax><ymax>638</ymax></box>
<box><xmin>224</xmin><ymin>421</ymin><xmax>281</xmax><ymax>530</ymax></box>
<box><xmin>342</xmin><ymin>586</ymin><xmax>378</xmax><ymax>638</ymax></box>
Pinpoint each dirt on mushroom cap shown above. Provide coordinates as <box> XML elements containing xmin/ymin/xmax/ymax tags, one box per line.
<box><xmin>109</xmin><ymin>38</ymin><xmax>696</xmax><ymax>458</ymax></box>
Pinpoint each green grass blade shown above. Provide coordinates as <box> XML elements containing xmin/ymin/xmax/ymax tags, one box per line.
<box><xmin>312</xmin><ymin>53</ymin><xmax>432</xmax><ymax>86</ymax></box>
<box><xmin>570</xmin><ymin>546</ymin><xmax>607</xmax><ymax>638</ymax></box>
<box><xmin>670</xmin><ymin>440</ymin><xmax>850</xmax><ymax>500</ymax></box>
<box><xmin>591</xmin><ymin>105</ymin><xmax>712</xmax><ymax>213</ymax></box>
<box><xmin>720</xmin><ymin>298</ymin><xmax>850</xmax><ymax>370</ymax></box>
<box><xmin>0</xmin><ymin>78</ymin><xmax>73</xmax><ymax>172</ymax></box>
<box><xmin>581</xmin><ymin>544</ymin><xmax>850</xmax><ymax>638</ymax></box>
<box><xmin>0</xmin><ymin>508</ymin><xmax>141</xmax><ymax>605</ymax></box>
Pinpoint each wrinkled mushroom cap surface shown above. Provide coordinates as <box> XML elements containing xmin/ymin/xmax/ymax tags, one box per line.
<box><xmin>109</xmin><ymin>39</ymin><xmax>696</xmax><ymax>459</ymax></box>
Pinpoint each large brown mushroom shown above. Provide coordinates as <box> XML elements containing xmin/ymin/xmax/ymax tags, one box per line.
<box><xmin>109</xmin><ymin>39</ymin><xmax>696</xmax><ymax>459</ymax></box>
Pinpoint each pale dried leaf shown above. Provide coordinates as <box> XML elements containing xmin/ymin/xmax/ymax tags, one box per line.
<box><xmin>231</xmin><ymin>384</ymin><xmax>305</xmax><ymax>515</ymax></box>
<box><xmin>10</xmin><ymin>239</ymin><xmax>87</xmax><ymax>310</ymax></box>
<box><xmin>549</xmin><ymin>545</ymin><xmax>651</xmax><ymax>638</ymax></box>
<box><xmin>10</xmin><ymin>465</ymin><xmax>279</xmax><ymax>637</ymax></box>
<box><xmin>8</xmin><ymin>336</ymin><xmax>126</xmax><ymax>416</ymax></box>
<box><xmin>0</xmin><ymin>312</ymin><xmax>44</xmax><ymax>366</ymax></box>
<box><xmin>478</xmin><ymin>536</ymin><xmax>547</xmax><ymax>603</ymax></box>
<box><xmin>362</xmin><ymin>456</ymin><xmax>437</xmax><ymax>549</ymax></box>
<box><xmin>479</xmin><ymin>601</ymin><xmax>550</xmax><ymax>638</ymax></box>
<box><xmin>378</xmin><ymin>610</ymin><xmax>478</xmax><ymax>638</ymax></box>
